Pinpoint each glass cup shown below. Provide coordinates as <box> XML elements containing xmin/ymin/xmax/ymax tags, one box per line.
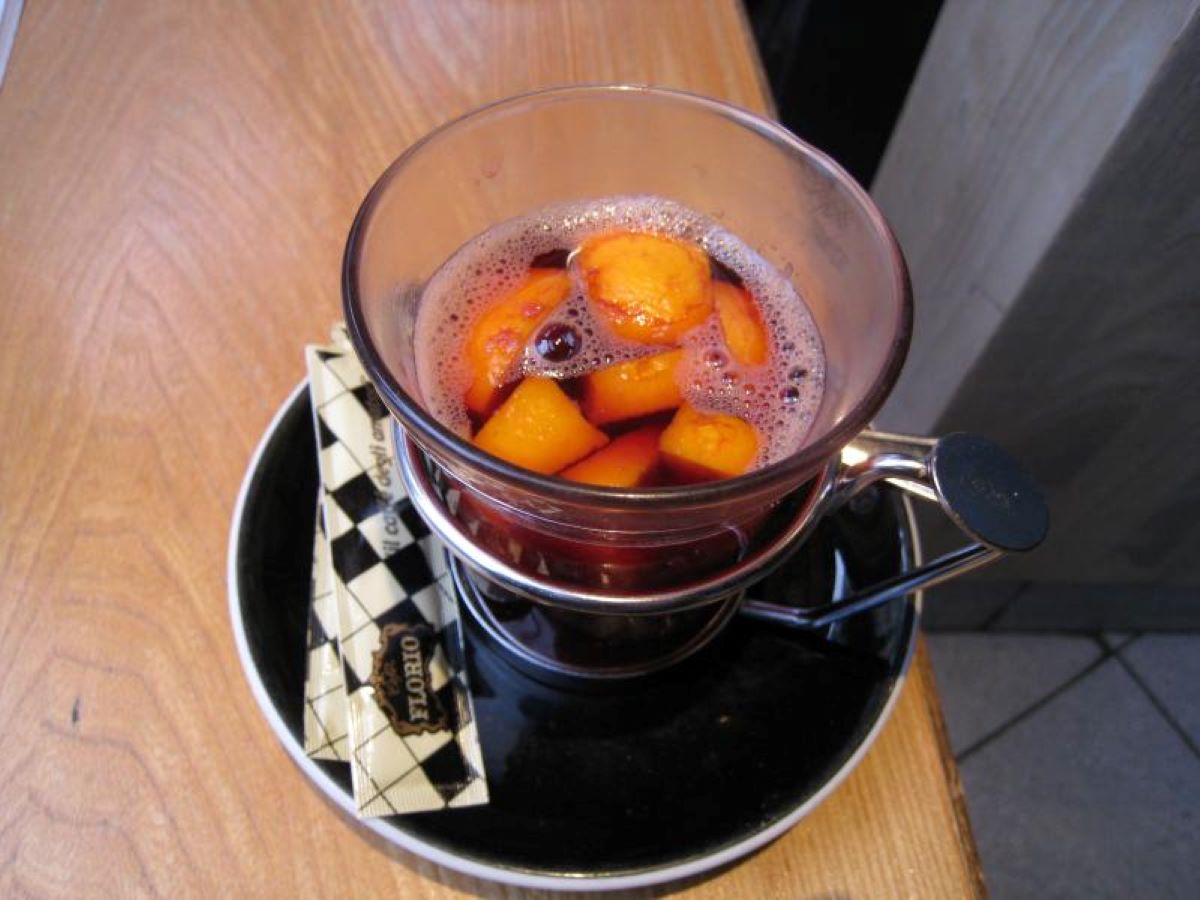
<box><xmin>344</xmin><ymin>86</ymin><xmax>912</xmax><ymax>614</ymax></box>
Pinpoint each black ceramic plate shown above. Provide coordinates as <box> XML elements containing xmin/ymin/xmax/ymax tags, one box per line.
<box><xmin>228</xmin><ymin>382</ymin><xmax>920</xmax><ymax>891</ymax></box>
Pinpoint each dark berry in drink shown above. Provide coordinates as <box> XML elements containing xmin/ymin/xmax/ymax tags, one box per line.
<box><xmin>535</xmin><ymin>322</ymin><xmax>583</xmax><ymax>362</ymax></box>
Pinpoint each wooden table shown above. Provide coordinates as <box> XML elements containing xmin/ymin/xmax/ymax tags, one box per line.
<box><xmin>0</xmin><ymin>2</ymin><xmax>983</xmax><ymax>896</ymax></box>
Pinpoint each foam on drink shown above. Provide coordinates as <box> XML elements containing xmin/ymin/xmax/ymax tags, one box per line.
<box><xmin>414</xmin><ymin>196</ymin><xmax>825</xmax><ymax>471</ymax></box>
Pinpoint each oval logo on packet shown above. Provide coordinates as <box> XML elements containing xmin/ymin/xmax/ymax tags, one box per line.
<box><xmin>369</xmin><ymin>623</ymin><xmax>449</xmax><ymax>737</ymax></box>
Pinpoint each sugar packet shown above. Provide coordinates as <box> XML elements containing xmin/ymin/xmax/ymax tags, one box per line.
<box><xmin>303</xmin><ymin>339</ymin><xmax>488</xmax><ymax>815</ymax></box>
<box><xmin>303</xmin><ymin>326</ymin><xmax>351</xmax><ymax>762</ymax></box>
<box><xmin>302</xmin><ymin>498</ymin><xmax>350</xmax><ymax>761</ymax></box>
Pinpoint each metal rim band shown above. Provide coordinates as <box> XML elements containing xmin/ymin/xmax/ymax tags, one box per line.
<box><xmin>394</xmin><ymin>421</ymin><xmax>839</xmax><ymax>616</ymax></box>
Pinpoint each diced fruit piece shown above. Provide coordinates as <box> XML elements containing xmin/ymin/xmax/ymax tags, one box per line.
<box><xmin>464</xmin><ymin>269</ymin><xmax>571</xmax><ymax>415</ymax></box>
<box><xmin>714</xmin><ymin>281</ymin><xmax>769</xmax><ymax>366</ymax></box>
<box><xmin>579</xmin><ymin>232</ymin><xmax>712</xmax><ymax>344</ymax></box>
<box><xmin>659</xmin><ymin>404</ymin><xmax>760</xmax><ymax>482</ymax></box>
<box><xmin>474</xmin><ymin>377</ymin><xmax>608</xmax><ymax>474</ymax></box>
<box><xmin>560</xmin><ymin>424</ymin><xmax>665</xmax><ymax>487</ymax></box>
<box><xmin>581</xmin><ymin>349</ymin><xmax>684</xmax><ymax>426</ymax></box>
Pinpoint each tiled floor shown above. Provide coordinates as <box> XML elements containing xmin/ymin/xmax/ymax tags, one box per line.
<box><xmin>927</xmin><ymin>632</ymin><xmax>1200</xmax><ymax>899</ymax></box>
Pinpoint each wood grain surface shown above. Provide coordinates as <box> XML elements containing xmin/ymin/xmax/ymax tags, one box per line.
<box><xmin>874</xmin><ymin>0</ymin><xmax>1198</xmax><ymax>435</ymax></box>
<box><xmin>0</xmin><ymin>2</ymin><xmax>981</xmax><ymax>896</ymax></box>
<box><xmin>932</xmin><ymin>10</ymin><xmax>1200</xmax><ymax>588</ymax></box>
<box><xmin>875</xmin><ymin>0</ymin><xmax>1200</xmax><ymax>592</ymax></box>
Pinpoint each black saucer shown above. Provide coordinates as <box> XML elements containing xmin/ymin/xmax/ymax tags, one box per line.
<box><xmin>228</xmin><ymin>383</ymin><xmax>919</xmax><ymax>891</ymax></box>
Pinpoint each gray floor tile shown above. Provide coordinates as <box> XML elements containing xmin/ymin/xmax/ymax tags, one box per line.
<box><xmin>926</xmin><ymin>634</ymin><xmax>1102</xmax><ymax>753</ymax></box>
<box><xmin>1121</xmin><ymin>635</ymin><xmax>1200</xmax><ymax>749</ymax></box>
<box><xmin>961</xmin><ymin>659</ymin><xmax>1200</xmax><ymax>899</ymax></box>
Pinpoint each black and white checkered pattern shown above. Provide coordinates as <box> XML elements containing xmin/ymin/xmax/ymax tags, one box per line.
<box><xmin>304</xmin><ymin>338</ymin><xmax>488</xmax><ymax>816</ymax></box>
<box><xmin>303</xmin><ymin>498</ymin><xmax>349</xmax><ymax>761</ymax></box>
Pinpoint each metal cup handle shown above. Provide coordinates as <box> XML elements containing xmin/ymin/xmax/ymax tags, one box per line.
<box><xmin>740</xmin><ymin>431</ymin><xmax>1049</xmax><ymax>630</ymax></box>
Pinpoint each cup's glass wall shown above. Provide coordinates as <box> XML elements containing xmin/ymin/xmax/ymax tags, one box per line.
<box><xmin>345</xmin><ymin>87</ymin><xmax>910</xmax><ymax>590</ymax></box>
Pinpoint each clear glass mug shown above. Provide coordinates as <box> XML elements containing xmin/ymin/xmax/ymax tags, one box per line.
<box><xmin>343</xmin><ymin>85</ymin><xmax>913</xmax><ymax>610</ymax></box>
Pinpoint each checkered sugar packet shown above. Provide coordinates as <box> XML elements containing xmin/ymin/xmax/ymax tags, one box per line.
<box><xmin>303</xmin><ymin>325</ymin><xmax>351</xmax><ymax>762</ymax></box>
<box><xmin>303</xmin><ymin>498</ymin><xmax>350</xmax><ymax>761</ymax></box>
<box><xmin>304</xmin><ymin>338</ymin><xmax>489</xmax><ymax>816</ymax></box>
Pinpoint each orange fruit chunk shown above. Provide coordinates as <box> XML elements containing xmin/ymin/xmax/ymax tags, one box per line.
<box><xmin>714</xmin><ymin>281</ymin><xmax>769</xmax><ymax>366</ymax></box>
<box><xmin>560</xmin><ymin>424</ymin><xmax>665</xmax><ymax>487</ymax></box>
<box><xmin>659</xmin><ymin>403</ymin><xmax>760</xmax><ymax>482</ymax></box>
<box><xmin>579</xmin><ymin>232</ymin><xmax>712</xmax><ymax>344</ymax></box>
<box><xmin>581</xmin><ymin>349</ymin><xmax>683</xmax><ymax>426</ymax></box>
<box><xmin>464</xmin><ymin>269</ymin><xmax>571</xmax><ymax>416</ymax></box>
<box><xmin>474</xmin><ymin>377</ymin><xmax>608</xmax><ymax>474</ymax></box>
